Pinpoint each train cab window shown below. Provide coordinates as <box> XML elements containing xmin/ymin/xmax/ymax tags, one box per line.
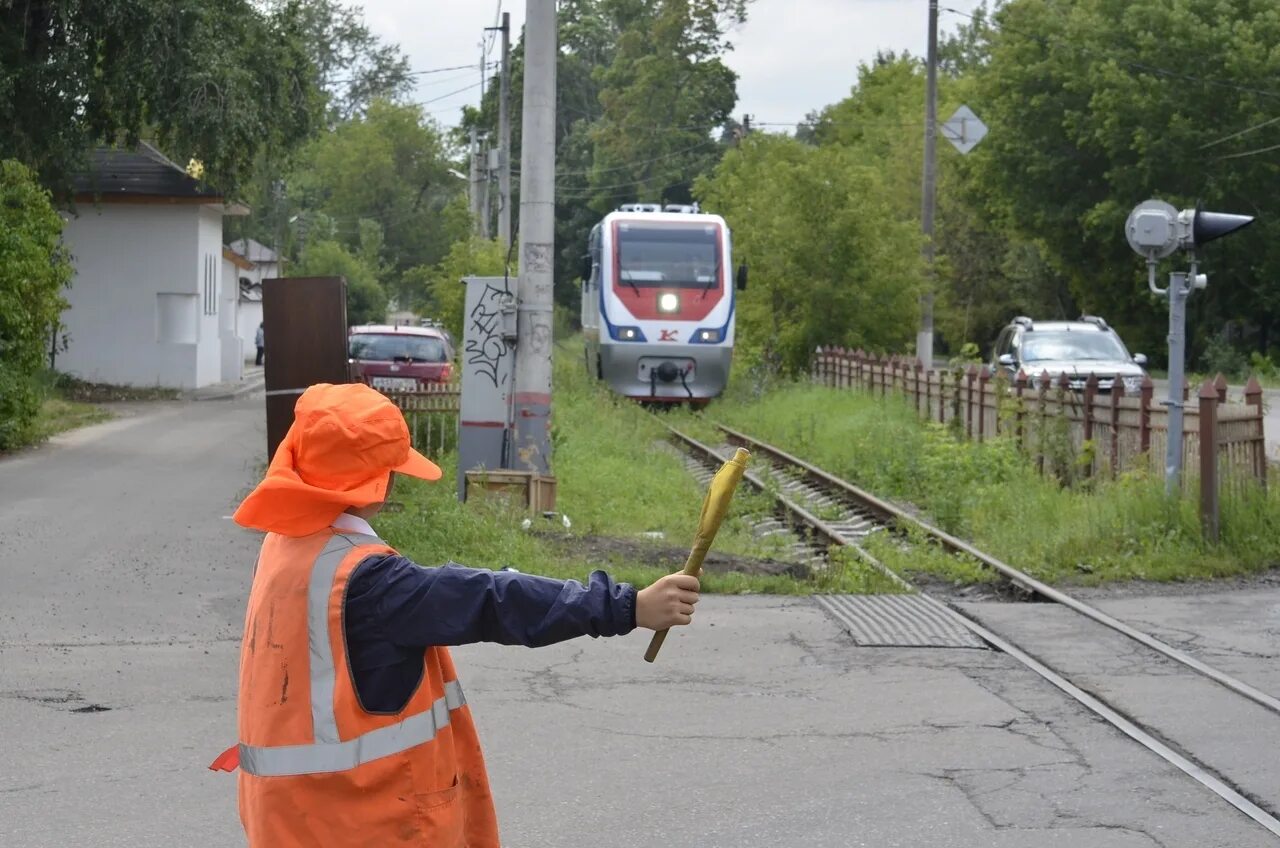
<box><xmin>616</xmin><ymin>223</ymin><xmax>720</xmax><ymax>289</ymax></box>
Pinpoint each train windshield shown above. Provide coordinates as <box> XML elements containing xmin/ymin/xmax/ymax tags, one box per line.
<box><xmin>616</xmin><ymin>223</ymin><xmax>720</xmax><ymax>289</ymax></box>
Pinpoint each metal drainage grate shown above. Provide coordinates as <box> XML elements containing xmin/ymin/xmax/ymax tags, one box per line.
<box><xmin>815</xmin><ymin>595</ymin><xmax>988</xmax><ymax>649</ymax></box>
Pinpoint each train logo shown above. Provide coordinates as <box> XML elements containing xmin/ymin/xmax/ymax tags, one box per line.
<box><xmin>581</xmin><ymin>203</ymin><xmax>747</xmax><ymax>404</ymax></box>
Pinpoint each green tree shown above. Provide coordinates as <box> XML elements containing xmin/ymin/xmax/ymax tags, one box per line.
<box><xmin>972</xmin><ymin>0</ymin><xmax>1280</xmax><ymax>361</ymax></box>
<box><xmin>0</xmin><ymin>160</ymin><xmax>72</xmax><ymax>449</ymax></box>
<box><xmin>288</xmin><ymin>100</ymin><xmax>465</xmax><ymax>306</ymax></box>
<box><xmin>0</xmin><ymin>0</ymin><xmax>322</xmax><ymax>194</ymax></box>
<box><xmin>269</xmin><ymin>0</ymin><xmax>414</xmax><ymax>123</ymax></box>
<box><xmin>696</xmin><ymin>135</ymin><xmax>924</xmax><ymax>372</ymax></box>
<box><xmin>463</xmin><ymin>0</ymin><xmax>748</xmax><ymax>313</ymax></box>
<box><xmin>294</xmin><ymin>241</ymin><xmax>387</xmax><ymax>326</ymax></box>
<box><xmin>409</xmin><ymin>238</ymin><xmax>514</xmax><ymax>343</ymax></box>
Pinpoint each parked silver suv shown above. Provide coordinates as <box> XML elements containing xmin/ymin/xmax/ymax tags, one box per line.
<box><xmin>991</xmin><ymin>316</ymin><xmax>1148</xmax><ymax>393</ymax></box>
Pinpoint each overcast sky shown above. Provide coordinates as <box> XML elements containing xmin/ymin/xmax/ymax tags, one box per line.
<box><xmin>358</xmin><ymin>0</ymin><xmax>988</xmax><ymax>130</ymax></box>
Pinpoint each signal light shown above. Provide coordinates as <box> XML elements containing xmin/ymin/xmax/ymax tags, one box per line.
<box><xmin>1192</xmin><ymin>208</ymin><xmax>1255</xmax><ymax>247</ymax></box>
<box><xmin>1126</xmin><ymin>199</ymin><xmax>1255</xmax><ymax>259</ymax></box>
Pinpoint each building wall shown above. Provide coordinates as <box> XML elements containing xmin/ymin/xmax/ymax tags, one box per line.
<box><xmin>237</xmin><ymin>300</ymin><xmax>263</xmax><ymax>363</ymax></box>
<box><xmin>220</xmin><ymin>256</ymin><xmax>243</xmax><ymax>381</ymax></box>
<box><xmin>61</xmin><ymin>203</ymin><xmax>212</xmax><ymax>388</ymax></box>
<box><xmin>194</xmin><ymin>207</ymin><xmax>224</xmax><ymax>387</ymax></box>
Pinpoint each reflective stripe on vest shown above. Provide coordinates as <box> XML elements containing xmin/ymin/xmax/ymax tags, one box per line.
<box><xmin>239</xmin><ymin>532</ymin><xmax>469</xmax><ymax>778</ymax></box>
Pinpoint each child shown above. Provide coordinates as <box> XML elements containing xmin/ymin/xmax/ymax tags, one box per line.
<box><xmin>210</xmin><ymin>382</ymin><xmax>698</xmax><ymax>847</ymax></box>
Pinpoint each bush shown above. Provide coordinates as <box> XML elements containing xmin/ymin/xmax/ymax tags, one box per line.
<box><xmin>0</xmin><ymin>160</ymin><xmax>72</xmax><ymax>450</ymax></box>
<box><xmin>1200</xmin><ymin>335</ymin><xmax>1246</xmax><ymax>378</ymax></box>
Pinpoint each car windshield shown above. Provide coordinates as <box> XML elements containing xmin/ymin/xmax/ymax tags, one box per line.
<box><xmin>1021</xmin><ymin>331</ymin><xmax>1129</xmax><ymax>363</ymax></box>
<box><xmin>617</xmin><ymin>223</ymin><xmax>720</xmax><ymax>289</ymax></box>
<box><xmin>349</xmin><ymin>334</ymin><xmax>448</xmax><ymax>363</ymax></box>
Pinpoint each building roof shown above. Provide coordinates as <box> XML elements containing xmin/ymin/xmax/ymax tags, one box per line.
<box><xmin>73</xmin><ymin>143</ymin><xmax>225</xmax><ymax>201</ymax></box>
<box><xmin>222</xmin><ymin>245</ymin><xmax>255</xmax><ymax>271</ymax></box>
<box><xmin>228</xmin><ymin>238</ymin><xmax>280</xmax><ymax>264</ymax></box>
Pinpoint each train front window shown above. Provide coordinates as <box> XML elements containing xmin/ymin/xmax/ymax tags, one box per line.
<box><xmin>616</xmin><ymin>224</ymin><xmax>720</xmax><ymax>289</ymax></box>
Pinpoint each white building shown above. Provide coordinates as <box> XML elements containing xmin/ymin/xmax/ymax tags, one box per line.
<box><xmin>228</xmin><ymin>238</ymin><xmax>280</xmax><ymax>362</ymax></box>
<box><xmin>60</xmin><ymin>145</ymin><xmax>248</xmax><ymax>389</ymax></box>
<box><xmin>221</xmin><ymin>245</ymin><xmax>254</xmax><ymax>378</ymax></box>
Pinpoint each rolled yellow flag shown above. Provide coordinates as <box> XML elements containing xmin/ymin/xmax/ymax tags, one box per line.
<box><xmin>644</xmin><ymin>447</ymin><xmax>751</xmax><ymax>663</ymax></box>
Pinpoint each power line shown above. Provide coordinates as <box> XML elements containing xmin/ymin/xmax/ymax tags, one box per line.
<box><xmin>414</xmin><ymin>81</ymin><xmax>484</xmax><ymax>107</ymax></box>
<box><xmin>1199</xmin><ymin>115</ymin><xmax>1280</xmax><ymax>150</ymax></box>
<box><xmin>513</xmin><ymin>139</ymin><xmax>722</xmax><ymax>180</ymax></box>
<box><xmin>327</xmin><ymin>61</ymin><xmax>496</xmax><ymax>86</ymax></box>
<box><xmin>1215</xmin><ymin>141</ymin><xmax>1280</xmax><ymax>161</ymax></box>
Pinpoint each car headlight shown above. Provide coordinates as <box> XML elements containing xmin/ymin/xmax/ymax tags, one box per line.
<box><xmin>612</xmin><ymin>325</ymin><xmax>646</xmax><ymax>342</ymax></box>
<box><xmin>1123</xmin><ymin>375</ymin><xmax>1143</xmax><ymax>393</ymax></box>
<box><xmin>658</xmin><ymin>292</ymin><xmax>680</xmax><ymax>313</ymax></box>
<box><xmin>691</xmin><ymin>327</ymin><xmax>722</xmax><ymax>344</ymax></box>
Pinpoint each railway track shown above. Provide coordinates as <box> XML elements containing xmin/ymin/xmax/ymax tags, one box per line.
<box><xmin>667</xmin><ymin>422</ymin><xmax>1280</xmax><ymax>838</ymax></box>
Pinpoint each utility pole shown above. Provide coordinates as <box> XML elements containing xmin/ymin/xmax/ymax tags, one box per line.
<box><xmin>469</xmin><ymin>127</ymin><xmax>482</xmax><ymax>236</ymax></box>
<box><xmin>512</xmin><ymin>0</ymin><xmax>556</xmax><ymax>476</ymax></box>
<box><xmin>497</xmin><ymin>12</ymin><xmax>512</xmax><ymax>250</ymax></box>
<box><xmin>479</xmin><ymin>149</ymin><xmax>493</xmax><ymax>239</ymax></box>
<box><xmin>918</xmin><ymin>0</ymin><xmax>939</xmax><ymax>368</ymax></box>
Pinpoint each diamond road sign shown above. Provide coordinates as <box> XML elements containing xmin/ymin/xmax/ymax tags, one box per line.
<box><xmin>941</xmin><ymin>105</ymin><xmax>987</xmax><ymax>155</ymax></box>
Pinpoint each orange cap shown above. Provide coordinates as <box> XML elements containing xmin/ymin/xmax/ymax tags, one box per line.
<box><xmin>233</xmin><ymin>383</ymin><xmax>442</xmax><ymax>536</ymax></box>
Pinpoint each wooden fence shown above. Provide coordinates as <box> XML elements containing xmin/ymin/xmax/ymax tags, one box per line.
<box><xmin>812</xmin><ymin>348</ymin><xmax>1266</xmax><ymax>537</ymax></box>
<box><xmin>380</xmin><ymin>381</ymin><xmax>462</xmax><ymax>456</ymax></box>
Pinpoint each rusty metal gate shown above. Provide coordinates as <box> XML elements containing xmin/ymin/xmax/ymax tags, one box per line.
<box><xmin>262</xmin><ymin>276</ymin><xmax>350</xmax><ymax>460</ymax></box>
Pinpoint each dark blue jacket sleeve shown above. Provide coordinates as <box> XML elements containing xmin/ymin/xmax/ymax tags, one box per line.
<box><xmin>346</xmin><ymin>555</ymin><xmax>638</xmax><ymax>649</ymax></box>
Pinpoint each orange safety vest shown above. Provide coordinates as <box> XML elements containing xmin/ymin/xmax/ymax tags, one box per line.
<box><xmin>231</xmin><ymin>528</ymin><xmax>500</xmax><ymax>847</ymax></box>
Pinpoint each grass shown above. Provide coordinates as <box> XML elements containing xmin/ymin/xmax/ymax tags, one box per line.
<box><xmin>3</xmin><ymin>371</ymin><xmax>182</xmax><ymax>455</ymax></box>
<box><xmin>29</xmin><ymin>395</ymin><xmax>111</xmax><ymax>442</ymax></box>
<box><xmin>50</xmin><ymin>373</ymin><xmax>179</xmax><ymax>402</ymax></box>
<box><xmin>672</xmin><ymin>376</ymin><xmax>1280</xmax><ymax>586</ymax></box>
<box><xmin>375</xmin><ymin>340</ymin><xmax>899</xmax><ymax>594</ymax></box>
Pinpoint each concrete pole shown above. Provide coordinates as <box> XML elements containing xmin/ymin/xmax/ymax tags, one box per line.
<box><xmin>498</xmin><ymin>11</ymin><xmax>513</xmax><ymax>250</ymax></box>
<box><xmin>917</xmin><ymin>0</ymin><xmax>939</xmax><ymax>368</ymax></box>
<box><xmin>1164</xmin><ymin>271</ymin><xmax>1190</xmax><ymax>493</ymax></box>
<box><xmin>480</xmin><ymin>156</ymin><xmax>492</xmax><ymax>239</ymax></box>
<box><xmin>469</xmin><ymin>127</ymin><xmax>481</xmax><ymax>235</ymax></box>
<box><xmin>512</xmin><ymin>0</ymin><xmax>556</xmax><ymax>475</ymax></box>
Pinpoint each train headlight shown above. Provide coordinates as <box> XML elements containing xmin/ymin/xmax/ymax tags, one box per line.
<box><xmin>658</xmin><ymin>292</ymin><xmax>680</xmax><ymax>313</ymax></box>
<box><xmin>691</xmin><ymin>327</ymin><xmax>722</xmax><ymax>344</ymax></box>
<box><xmin>612</xmin><ymin>325</ymin><xmax>646</xmax><ymax>342</ymax></box>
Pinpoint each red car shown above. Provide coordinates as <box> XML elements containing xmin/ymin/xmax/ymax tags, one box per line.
<box><xmin>348</xmin><ymin>324</ymin><xmax>454</xmax><ymax>391</ymax></box>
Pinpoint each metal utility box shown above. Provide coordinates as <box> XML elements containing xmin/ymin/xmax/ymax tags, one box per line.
<box><xmin>456</xmin><ymin>276</ymin><xmax>517</xmax><ymax>499</ymax></box>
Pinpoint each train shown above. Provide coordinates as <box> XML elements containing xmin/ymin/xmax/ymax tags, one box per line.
<box><xmin>580</xmin><ymin>203</ymin><xmax>746</xmax><ymax>404</ymax></box>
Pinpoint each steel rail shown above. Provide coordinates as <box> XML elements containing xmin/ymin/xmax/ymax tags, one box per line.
<box><xmin>716</xmin><ymin>423</ymin><xmax>1280</xmax><ymax>716</ymax></box>
<box><xmin>664</xmin><ymin>426</ymin><xmax>910</xmax><ymax>589</ymax></box>
<box><xmin>665</xmin><ymin>424</ymin><xmax>1280</xmax><ymax>837</ymax></box>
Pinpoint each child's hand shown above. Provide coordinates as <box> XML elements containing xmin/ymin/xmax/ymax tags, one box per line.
<box><xmin>636</xmin><ymin>573</ymin><xmax>700</xmax><ymax>630</ymax></box>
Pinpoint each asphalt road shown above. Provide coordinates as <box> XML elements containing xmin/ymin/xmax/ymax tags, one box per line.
<box><xmin>2</xmin><ymin>397</ymin><xmax>1278</xmax><ymax>846</ymax></box>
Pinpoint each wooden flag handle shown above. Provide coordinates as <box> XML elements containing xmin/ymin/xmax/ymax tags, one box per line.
<box><xmin>644</xmin><ymin>447</ymin><xmax>750</xmax><ymax>663</ymax></box>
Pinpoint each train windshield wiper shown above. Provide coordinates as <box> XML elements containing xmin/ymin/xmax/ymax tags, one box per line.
<box><xmin>619</xmin><ymin>271</ymin><xmax>641</xmax><ymax>297</ymax></box>
<box><xmin>701</xmin><ymin>262</ymin><xmax>721</xmax><ymax>296</ymax></box>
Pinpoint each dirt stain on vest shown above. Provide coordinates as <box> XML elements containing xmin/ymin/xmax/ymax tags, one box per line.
<box><xmin>266</xmin><ymin>602</ymin><xmax>284</xmax><ymax>650</ymax></box>
<box><xmin>279</xmin><ymin>663</ymin><xmax>289</xmax><ymax>704</ymax></box>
